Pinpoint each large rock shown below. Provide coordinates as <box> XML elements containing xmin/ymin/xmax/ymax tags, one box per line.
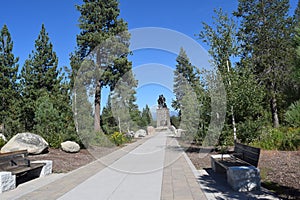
<box><xmin>134</xmin><ymin>129</ymin><xmax>147</xmax><ymax>138</ymax></box>
<box><xmin>1</xmin><ymin>133</ymin><xmax>48</xmax><ymax>154</ymax></box>
<box><xmin>61</xmin><ymin>141</ymin><xmax>80</xmax><ymax>153</ymax></box>
<box><xmin>147</xmin><ymin>126</ymin><xmax>155</xmax><ymax>135</ymax></box>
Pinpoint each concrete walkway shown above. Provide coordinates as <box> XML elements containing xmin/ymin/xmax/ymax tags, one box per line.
<box><xmin>1</xmin><ymin>131</ymin><xmax>206</xmax><ymax>200</ymax></box>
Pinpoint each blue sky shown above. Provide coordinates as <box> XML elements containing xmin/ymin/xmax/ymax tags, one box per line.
<box><xmin>0</xmin><ymin>0</ymin><xmax>298</xmax><ymax>113</ymax></box>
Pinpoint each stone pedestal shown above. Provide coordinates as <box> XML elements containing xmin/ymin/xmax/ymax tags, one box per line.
<box><xmin>156</xmin><ymin>108</ymin><xmax>171</xmax><ymax>128</ymax></box>
<box><xmin>0</xmin><ymin>172</ymin><xmax>16</xmax><ymax>193</ymax></box>
<box><xmin>227</xmin><ymin>166</ymin><xmax>261</xmax><ymax>192</ymax></box>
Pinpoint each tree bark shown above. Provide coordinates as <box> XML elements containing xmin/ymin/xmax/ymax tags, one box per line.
<box><xmin>94</xmin><ymin>80</ymin><xmax>101</xmax><ymax>131</ymax></box>
<box><xmin>270</xmin><ymin>95</ymin><xmax>280</xmax><ymax>128</ymax></box>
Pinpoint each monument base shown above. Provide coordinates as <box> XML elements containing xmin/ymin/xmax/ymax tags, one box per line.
<box><xmin>156</xmin><ymin>108</ymin><xmax>171</xmax><ymax>128</ymax></box>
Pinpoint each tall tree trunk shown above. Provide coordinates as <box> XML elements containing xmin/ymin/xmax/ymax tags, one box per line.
<box><xmin>73</xmin><ymin>89</ymin><xmax>79</xmax><ymax>133</ymax></box>
<box><xmin>94</xmin><ymin>80</ymin><xmax>101</xmax><ymax>131</ymax></box>
<box><xmin>226</xmin><ymin>59</ymin><xmax>237</xmax><ymax>142</ymax></box>
<box><xmin>270</xmin><ymin>94</ymin><xmax>280</xmax><ymax>128</ymax></box>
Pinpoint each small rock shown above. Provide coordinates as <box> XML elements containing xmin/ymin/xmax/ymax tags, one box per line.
<box><xmin>134</xmin><ymin>129</ymin><xmax>147</xmax><ymax>138</ymax></box>
<box><xmin>147</xmin><ymin>126</ymin><xmax>155</xmax><ymax>135</ymax></box>
<box><xmin>61</xmin><ymin>141</ymin><xmax>80</xmax><ymax>153</ymax></box>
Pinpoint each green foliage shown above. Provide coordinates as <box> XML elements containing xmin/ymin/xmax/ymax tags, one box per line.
<box><xmin>75</xmin><ymin>0</ymin><xmax>132</xmax><ymax>132</ymax></box>
<box><xmin>170</xmin><ymin>115</ymin><xmax>180</xmax><ymax>128</ymax></box>
<box><xmin>0</xmin><ymin>138</ymin><xmax>6</xmax><ymax>148</ymax></box>
<box><xmin>80</xmin><ymin>130</ymin><xmax>113</xmax><ymax>148</ymax></box>
<box><xmin>252</xmin><ymin>127</ymin><xmax>300</xmax><ymax>151</ymax></box>
<box><xmin>234</xmin><ymin>0</ymin><xmax>294</xmax><ymax>128</ymax></box>
<box><xmin>0</xmin><ymin>25</ymin><xmax>20</xmax><ymax>137</ymax></box>
<box><xmin>285</xmin><ymin>100</ymin><xmax>300</xmax><ymax>127</ymax></box>
<box><xmin>101</xmin><ymin>103</ymin><xmax>118</xmax><ymax>135</ymax></box>
<box><xmin>139</xmin><ymin>104</ymin><xmax>152</xmax><ymax>128</ymax></box>
<box><xmin>110</xmin><ymin>132</ymin><xmax>129</xmax><ymax>146</ymax></box>
<box><xmin>34</xmin><ymin>94</ymin><xmax>77</xmax><ymax>148</ymax></box>
<box><xmin>20</xmin><ymin>24</ymin><xmax>61</xmax><ymax>131</ymax></box>
<box><xmin>110</xmin><ymin>72</ymin><xmax>139</xmax><ymax>133</ymax></box>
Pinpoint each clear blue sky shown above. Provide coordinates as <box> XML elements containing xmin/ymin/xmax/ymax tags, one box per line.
<box><xmin>0</xmin><ymin>0</ymin><xmax>298</xmax><ymax>113</ymax></box>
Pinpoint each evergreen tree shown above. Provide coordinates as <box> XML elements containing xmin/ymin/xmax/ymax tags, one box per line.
<box><xmin>234</xmin><ymin>0</ymin><xmax>294</xmax><ymax>127</ymax></box>
<box><xmin>287</xmin><ymin>3</ymin><xmax>300</xmax><ymax>105</ymax></box>
<box><xmin>20</xmin><ymin>24</ymin><xmax>60</xmax><ymax>131</ymax></box>
<box><xmin>172</xmin><ymin>47</ymin><xmax>201</xmax><ymax>112</ymax></box>
<box><xmin>140</xmin><ymin>104</ymin><xmax>152</xmax><ymax>127</ymax></box>
<box><xmin>75</xmin><ymin>0</ymin><xmax>131</xmax><ymax>131</ymax></box>
<box><xmin>0</xmin><ymin>25</ymin><xmax>20</xmax><ymax>138</ymax></box>
<box><xmin>172</xmin><ymin>48</ymin><xmax>205</xmax><ymax>143</ymax></box>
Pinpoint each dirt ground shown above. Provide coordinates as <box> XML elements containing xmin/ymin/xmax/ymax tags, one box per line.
<box><xmin>28</xmin><ymin>146</ymin><xmax>118</xmax><ymax>173</ymax></box>
<box><xmin>28</xmin><ymin>144</ymin><xmax>300</xmax><ymax>199</ymax></box>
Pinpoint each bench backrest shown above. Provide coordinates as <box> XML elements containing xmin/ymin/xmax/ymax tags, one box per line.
<box><xmin>0</xmin><ymin>150</ymin><xmax>29</xmax><ymax>170</ymax></box>
<box><xmin>234</xmin><ymin>142</ymin><xmax>260</xmax><ymax>167</ymax></box>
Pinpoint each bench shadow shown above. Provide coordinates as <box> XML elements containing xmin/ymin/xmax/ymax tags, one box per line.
<box><xmin>16</xmin><ymin>167</ymin><xmax>43</xmax><ymax>186</ymax></box>
<box><xmin>261</xmin><ymin>181</ymin><xmax>300</xmax><ymax>200</ymax></box>
<box><xmin>197</xmin><ymin>168</ymin><xmax>279</xmax><ymax>200</ymax></box>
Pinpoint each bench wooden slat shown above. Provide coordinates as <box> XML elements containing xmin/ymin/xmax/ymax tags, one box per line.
<box><xmin>234</xmin><ymin>142</ymin><xmax>260</xmax><ymax>167</ymax></box>
<box><xmin>0</xmin><ymin>150</ymin><xmax>45</xmax><ymax>176</ymax></box>
<box><xmin>8</xmin><ymin>163</ymin><xmax>45</xmax><ymax>175</ymax></box>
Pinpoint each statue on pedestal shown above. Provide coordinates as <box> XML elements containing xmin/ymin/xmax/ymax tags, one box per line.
<box><xmin>156</xmin><ymin>94</ymin><xmax>170</xmax><ymax>127</ymax></box>
<box><xmin>157</xmin><ymin>94</ymin><xmax>167</xmax><ymax>109</ymax></box>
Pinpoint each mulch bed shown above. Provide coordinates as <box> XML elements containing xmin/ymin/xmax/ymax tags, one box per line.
<box><xmin>28</xmin><ymin>146</ymin><xmax>118</xmax><ymax>173</ymax></box>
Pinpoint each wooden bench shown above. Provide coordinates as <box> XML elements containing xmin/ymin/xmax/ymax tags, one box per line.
<box><xmin>0</xmin><ymin>150</ymin><xmax>45</xmax><ymax>177</ymax></box>
<box><xmin>210</xmin><ymin>142</ymin><xmax>261</xmax><ymax>191</ymax></box>
<box><xmin>211</xmin><ymin>142</ymin><xmax>260</xmax><ymax>171</ymax></box>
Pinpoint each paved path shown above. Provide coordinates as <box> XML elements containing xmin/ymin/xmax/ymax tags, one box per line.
<box><xmin>1</xmin><ymin>131</ymin><xmax>206</xmax><ymax>200</ymax></box>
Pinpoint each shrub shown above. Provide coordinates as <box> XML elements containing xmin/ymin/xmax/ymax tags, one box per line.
<box><xmin>285</xmin><ymin>100</ymin><xmax>300</xmax><ymax>127</ymax></box>
<box><xmin>0</xmin><ymin>138</ymin><xmax>6</xmax><ymax>148</ymax></box>
<box><xmin>251</xmin><ymin>127</ymin><xmax>300</xmax><ymax>151</ymax></box>
<box><xmin>110</xmin><ymin>132</ymin><xmax>128</xmax><ymax>146</ymax></box>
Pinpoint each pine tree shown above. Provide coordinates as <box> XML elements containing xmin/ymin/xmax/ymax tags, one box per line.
<box><xmin>75</xmin><ymin>0</ymin><xmax>131</xmax><ymax>131</ymax></box>
<box><xmin>0</xmin><ymin>24</ymin><xmax>20</xmax><ymax>137</ymax></box>
<box><xmin>140</xmin><ymin>104</ymin><xmax>152</xmax><ymax>127</ymax></box>
<box><xmin>234</xmin><ymin>0</ymin><xmax>294</xmax><ymax>127</ymax></box>
<box><xmin>20</xmin><ymin>24</ymin><xmax>61</xmax><ymax>131</ymax></box>
<box><xmin>172</xmin><ymin>47</ymin><xmax>201</xmax><ymax>112</ymax></box>
<box><xmin>172</xmin><ymin>48</ymin><xmax>205</xmax><ymax>143</ymax></box>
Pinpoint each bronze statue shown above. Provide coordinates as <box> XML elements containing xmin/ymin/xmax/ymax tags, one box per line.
<box><xmin>157</xmin><ymin>94</ymin><xmax>167</xmax><ymax>109</ymax></box>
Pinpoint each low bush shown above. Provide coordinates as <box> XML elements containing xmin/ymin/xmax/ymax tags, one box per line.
<box><xmin>285</xmin><ymin>100</ymin><xmax>300</xmax><ymax>127</ymax></box>
<box><xmin>251</xmin><ymin>127</ymin><xmax>300</xmax><ymax>151</ymax></box>
<box><xmin>0</xmin><ymin>138</ymin><xmax>6</xmax><ymax>148</ymax></box>
<box><xmin>110</xmin><ymin>132</ymin><xmax>130</xmax><ymax>146</ymax></box>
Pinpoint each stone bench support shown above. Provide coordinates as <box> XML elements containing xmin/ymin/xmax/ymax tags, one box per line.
<box><xmin>0</xmin><ymin>160</ymin><xmax>52</xmax><ymax>193</ymax></box>
<box><xmin>0</xmin><ymin>172</ymin><xmax>16</xmax><ymax>193</ymax></box>
<box><xmin>32</xmin><ymin>160</ymin><xmax>53</xmax><ymax>177</ymax></box>
<box><xmin>227</xmin><ymin>166</ymin><xmax>261</xmax><ymax>192</ymax></box>
<box><xmin>211</xmin><ymin>155</ymin><xmax>261</xmax><ymax>192</ymax></box>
